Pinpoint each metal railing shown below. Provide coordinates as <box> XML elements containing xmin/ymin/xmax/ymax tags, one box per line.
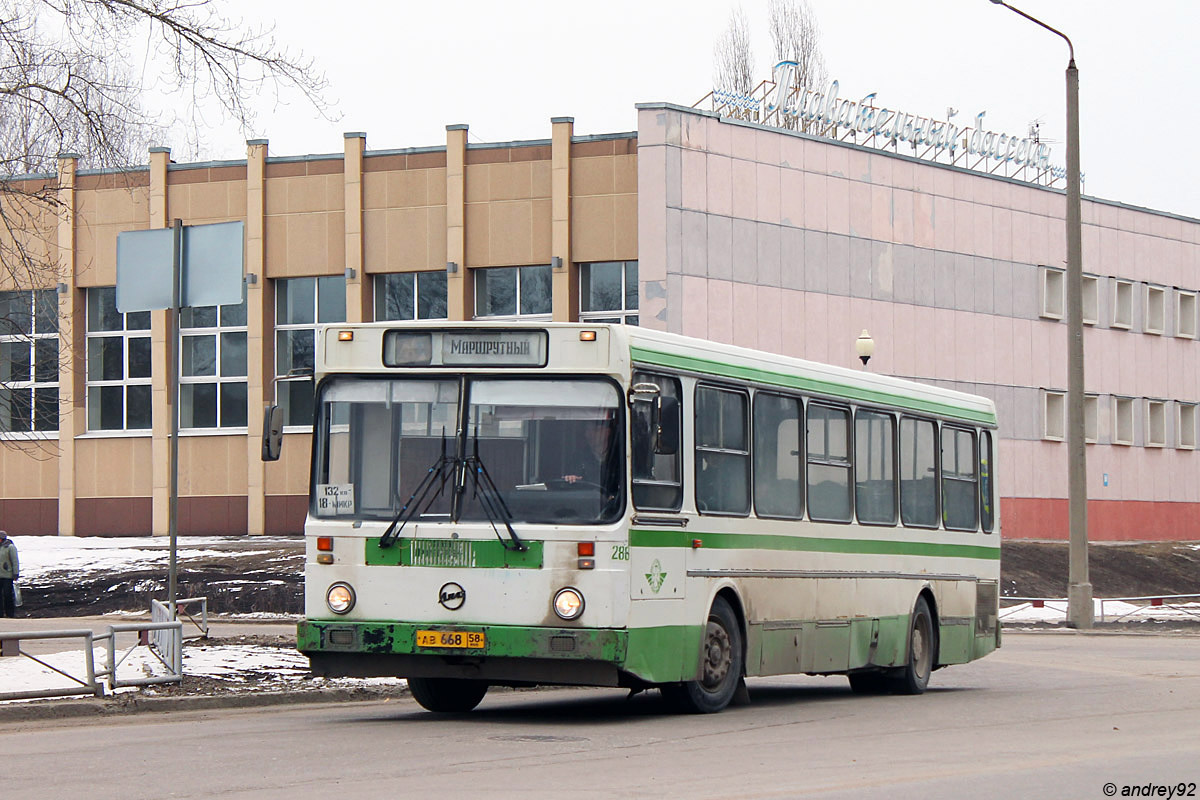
<box><xmin>0</xmin><ymin>620</ymin><xmax>184</xmax><ymax>702</ymax></box>
<box><xmin>1000</xmin><ymin>594</ymin><xmax>1200</xmax><ymax>623</ymax></box>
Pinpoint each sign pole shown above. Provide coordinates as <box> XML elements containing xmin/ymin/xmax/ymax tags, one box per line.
<box><xmin>169</xmin><ymin>219</ymin><xmax>182</xmax><ymax>619</ymax></box>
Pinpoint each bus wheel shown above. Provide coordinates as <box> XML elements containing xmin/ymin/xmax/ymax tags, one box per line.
<box><xmin>890</xmin><ymin>596</ymin><xmax>936</xmax><ymax>695</ymax></box>
<box><xmin>662</xmin><ymin>596</ymin><xmax>743</xmax><ymax>714</ymax></box>
<box><xmin>408</xmin><ymin>678</ymin><xmax>489</xmax><ymax>712</ymax></box>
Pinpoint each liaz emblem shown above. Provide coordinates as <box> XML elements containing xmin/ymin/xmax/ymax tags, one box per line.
<box><xmin>645</xmin><ymin>559</ymin><xmax>666</xmax><ymax>594</ymax></box>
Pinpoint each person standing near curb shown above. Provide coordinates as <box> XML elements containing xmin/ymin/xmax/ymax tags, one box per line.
<box><xmin>0</xmin><ymin>531</ymin><xmax>18</xmax><ymax>617</ymax></box>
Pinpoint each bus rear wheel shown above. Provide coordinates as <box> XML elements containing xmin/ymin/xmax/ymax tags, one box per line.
<box><xmin>407</xmin><ymin>678</ymin><xmax>489</xmax><ymax>712</ymax></box>
<box><xmin>889</xmin><ymin>596</ymin><xmax>936</xmax><ymax>695</ymax></box>
<box><xmin>662</xmin><ymin>596</ymin><xmax>743</xmax><ymax>714</ymax></box>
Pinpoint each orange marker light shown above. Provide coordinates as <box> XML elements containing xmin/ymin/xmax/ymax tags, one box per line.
<box><xmin>692</xmin><ymin>539</ymin><xmax>704</xmax><ymax>549</ymax></box>
<box><xmin>337</xmin><ymin>330</ymin><xmax>354</xmax><ymax>341</ymax></box>
<box><xmin>579</xmin><ymin>330</ymin><xmax>597</xmax><ymax>342</ymax></box>
<box><xmin>577</xmin><ymin>542</ymin><xmax>595</xmax><ymax>557</ymax></box>
<box><xmin>317</xmin><ymin>536</ymin><xmax>333</xmax><ymax>552</ymax></box>
<box><xmin>316</xmin><ymin>553</ymin><xmax>334</xmax><ymax>565</ymax></box>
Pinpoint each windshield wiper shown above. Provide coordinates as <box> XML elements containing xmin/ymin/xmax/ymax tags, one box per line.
<box><xmin>462</xmin><ymin>429</ymin><xmax>527</xmax><ymax>552</ymax></box>
<box><xmin>379</xmin><ymin>432</ymin><xmax>455</xmax><ymax>548</ymax></box>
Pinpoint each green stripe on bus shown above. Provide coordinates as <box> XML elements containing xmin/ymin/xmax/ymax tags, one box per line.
<box><xmin>365</xmin><ymin>538</ymin><xmax>544</xmax><ymax>569</ymax></box>
<box><xmin>629</xmin><ymin>346</ymin><xmax>998</xmax><ymax>426</ymax></box>
<box><xmin>630</xmin><ymin>528</ymin><xmax>1001</xmax><ymax>560</ymax></box>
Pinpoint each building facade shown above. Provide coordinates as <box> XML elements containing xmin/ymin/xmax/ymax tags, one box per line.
<box><xmin>1</xmin><ymin>105</ymin><xmax>1197</xmax><ymax>540</ymax></box>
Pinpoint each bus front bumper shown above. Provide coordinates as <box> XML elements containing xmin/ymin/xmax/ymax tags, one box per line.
<box><xmin>298</xmin><ymin>620</ymin><xmax>630</xmax><ymax>686</ymax></box>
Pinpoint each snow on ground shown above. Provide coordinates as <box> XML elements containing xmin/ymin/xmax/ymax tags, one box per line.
<box><xmin>1001</xmin><ymin>599</ymin><xmax>1200</xmax><ymax>624</ymax></box>
<box><xmin>0</xmin><ymin>640</ymin><xmax>404</xmax><ymax>703</ymax></box>
<box><xmin>13</xmin><ymin>535</ymin><xmax>299</xmax><ymax>584</ymax></box>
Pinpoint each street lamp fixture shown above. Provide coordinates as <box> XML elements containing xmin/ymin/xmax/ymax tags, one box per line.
<box><xmin>989</xmin><ymin>0</ymin><xmax>1092</xmax><ymax>628</ymax></box>
<box><xmin>855</xmin><ymin>329</ymin><xmax>875</xmax><ymax>367</ymax></box>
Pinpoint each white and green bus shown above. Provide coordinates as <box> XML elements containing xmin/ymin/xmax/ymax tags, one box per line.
<box><xmin>288</xmin><ymin>322</ymin><xmax>1000</xmax><ymax>713</ymax></box>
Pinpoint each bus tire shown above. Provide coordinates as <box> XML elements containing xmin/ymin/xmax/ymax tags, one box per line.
<box><xmin>661</xmin><ymin>596</ymin><xmax>743</xmax><ymax>714</ymax></box>
<box><xmin>890</xmin><ymin>596</ymin><xmax>936</xmax><ymax>695</ymax></box>
<box><xmin>408</xmin><ymin>678</ymin><xmax>489</xmax><ymax>712</ymax></box>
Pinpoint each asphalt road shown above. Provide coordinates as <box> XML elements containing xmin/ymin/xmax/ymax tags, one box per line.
<box><xmin>5</xmin><ymin>631</ymin><xmax>1199</xmax><ymax>800</ymax></box>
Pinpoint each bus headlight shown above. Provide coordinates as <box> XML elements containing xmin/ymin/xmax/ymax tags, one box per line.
<box><xmin>326</xmin><ymin>582</ymin><xmax>356</xmax><ymax>615</ymax></box>
<box><xmin>553</xmin><ymin>587</ymin><xmax>585</xmax><ymax>620</ymax></box>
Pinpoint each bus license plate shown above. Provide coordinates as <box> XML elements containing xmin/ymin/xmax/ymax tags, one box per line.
<box><xmin>416</xmin><ymin>630</ymin><xmax>485</xmax><ymax>649</ymax></box>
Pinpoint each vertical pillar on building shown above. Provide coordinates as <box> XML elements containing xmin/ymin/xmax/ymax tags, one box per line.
<box><xmin>148</xmin><ymin>147</ymin><xmax>172</xmax><ymax>536</ymax></box>
<box><xmin>551</xmin><ymin>117</ymin><xmax>576</xmax><ymax>322</ymax></box>
<box><xmin>55</xmin><ymin>154</ymin><xmax>81</xmax><ymax>536</ymax></box>
<box><xmin>344</xmin><ymin>132</ymin><xmax>369</xmax><ymax>323</ymax></box>
<box><xmin>445</xmin><ymin>124</ymin><xmax>470</xmax><ymax>321</ymax></box>
<box><xmin>245</xmin><ymin>140</ymin><xmax>269</xmax><ymax>535</ymax></box>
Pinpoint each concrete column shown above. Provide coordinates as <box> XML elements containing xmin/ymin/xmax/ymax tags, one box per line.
<box><xmin>551</xmin><ymin>117</ymin><xmax>576</xmax><ymax>322</ymax></box>
<box><xmin>148</xmin><ymin>147</ymin><xmax>172</xmax><ymax>536</ymax></box>
<box><xmin>445</xmin><ymin>124</ymin><xmax>470</xmax><ymax>321</ymax></box>
<box><xmin>55</xmin><ymin>154</ymin><xmax>81</xmax><ymax>536</ymax></box>
<box><xmin>344</xmin><ymin>132</ymin><xmax>369</xmax><ymax>323</ymax></box>
<box><xmin>245</xmin><ymin>139</ymin><xmax>269</xmax><ymax>535</ymax></box>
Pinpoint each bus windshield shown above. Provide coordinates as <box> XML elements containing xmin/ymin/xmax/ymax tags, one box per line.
<box><xmin>314</xmin><ymin>376</ymin><xmax>624</xmax><ymax>525</ymax></box>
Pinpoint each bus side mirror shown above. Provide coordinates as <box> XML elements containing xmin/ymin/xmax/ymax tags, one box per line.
<box><xmin>262</xmin><ymin>405</ymin><xmax>283</xmax><ymax>462</ymax></box>
<box><xmin>655</xmin><ymin>396</ymin><xmax>680</xmax><ymax>455</ymax></box>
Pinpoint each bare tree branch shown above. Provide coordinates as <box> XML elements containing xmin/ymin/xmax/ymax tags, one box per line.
<box><xmin>714</xmin><ymin>6</ymin><xmax>755</xmax><ymax>99</ymax></box>
<box><xmin>768</xmin><ymin>0</ymin><xmax>828</xmax><ymax>131</ymax></box>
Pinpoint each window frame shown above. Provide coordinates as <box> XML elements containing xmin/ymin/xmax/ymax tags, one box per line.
<box><xmin>752</xmin><ymin>390</ymin><xmax>804</xmax><ymax>521</ymax></box>
<box><xmin>1145</xmin><ymin>398</ymin><xmax>1167</xmax><ymax>448</ymax></box>
<box><xmin>693</xmin><ymin>383</ymin><xmax>751</xmax><ymax>517</ymax></box>
<box><xmin>178</xmin><ymin>298</ymin><xmax>249</xmax><ymax>431</ymax></box>
<box><xmin>373</xmin><ymin>271</ymin><xmax>449</xmax><ymax>322</ymax></box>
<box><xmin>805</xmin><ymin>400</ymin><xmax>853</xmax><ymax>524</ymax></box>
<box><xmin>1176</xmin><ymin>290</ymin><xmax>1197</xmax><ymax>339</ymax></box>
<box><xmin>0</xmin><ymin>288</ymin><xmax>59</xmax><ymax>436</ymax></box>
<box><xmin>853</xmin><ymin>407</ymin><xmax>898</xmax><ymax>527</ymax></box>
<box><xmin>1112</xmin><ymin>396</ymin><xmax>1135</xmax><ymax>446</ymax></box>
<box><xmin>899</xmin><ymin>415</ymin><xmax>941</xmax><ymax>530</ymax></box>
<box><xmin>1111</xmin><ymin>279</ymin><xmax>1133</xmax><ymax>330</ymax></box>
<box><xmin>473</xmin><ymin>265</ymin><xmax>553</xmax><ymax>321</ymax></box>
<box><xmin>1082</xmin><ymin>273</ymin><xmax>1099</xmax><ymax>326</ymax></box>
<box><xmin>1144</xmin><ymin>284</ymin><xmax>1166</xmax><ymax>335</ymax></box>
<box><xmin>1043</xmin><ymin>389</ymin><xmax>1066</xmax><ymax>441</ymax></box>
<box><xmin>940</xmin><ymin>423</ymin><xmax>980</xmax><ymax>532</ymax></box>
<box><xmin>1040</xmin><ymin>266</ymin><xmax>1065</xmax><ymax>320</ymax></box>
<box><xmin>979</xmin><ymin>430</ymin><xmax>996</xmax><ymax>534</ymax></box>
<box><xmin>1177</xmin><ymin>402</ymin><xmax>1197</xmax><ymax>450</ymax></box>
<box><xmin>630</xmin><ymin>371</ymin><xmax>684</xmax><ymax>513</ymax></box>
<box><xmin>274</xmin><ymin>276</ymin><xmax>347</xmax><ymax>430</ymax></box>
<box><xmin>578</xmin><ymin>260</ymin><xmax>639</xmax><ymax>326</ymax></box>
<box><xmin>85</xmin><ymin>286</ymin><xmax>152</xmax><ymax>433</ymax></box>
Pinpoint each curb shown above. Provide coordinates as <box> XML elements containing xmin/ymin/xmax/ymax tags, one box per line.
<box><xmin>0</xmin><ymin>685</ymin><xmax>411</xmax><ymax>724</ymax></box>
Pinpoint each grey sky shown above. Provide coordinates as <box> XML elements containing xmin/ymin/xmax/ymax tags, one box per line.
<box><xmin>184</xmin><ymin>0</ymin><xmax>1197</xmax><ymax>219</ymax></box>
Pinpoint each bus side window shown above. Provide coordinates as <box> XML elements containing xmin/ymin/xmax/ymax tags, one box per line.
<box><xmin>855</xmin><ymin>409</ymin><xmax>897</xmax><ymax>525</ymax></box>
<box><xmin>807</xmin><ymin>403</ymin><xmax>852</xmax><ymax>523</ymax></box>
<box><xmin>980</xmin><ymin>430</ymin><xmax>995</xmax><ymax>533</ymax></box>
<box><xmin>941</xmin><ymin>426</ymin><xmax>979</xmax><ymax>531</ymax></box>
<box><xmin>695</xmin><ymin>385</ymin><xmax>750</xmax><ymax>516</ymax></box>
<box><xmin>900</xmin><ymin>417</ymin><xmax>939</xmax><ymax>527</ymax></box>
<box><xmin>631</xmin><ymin>372</ymin><xmax>683</xmax><ymax>511</ymax></box>
<box><xmin>754</xmin><ymin>392</ymin><xmax>803</xmax><ymax>518</ymax></box>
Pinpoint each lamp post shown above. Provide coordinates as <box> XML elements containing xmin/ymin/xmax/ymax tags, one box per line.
<box><xmin>989</xmin><ymin>0</ymin><xmax>1091</xmax><ymax>628</ymax></box>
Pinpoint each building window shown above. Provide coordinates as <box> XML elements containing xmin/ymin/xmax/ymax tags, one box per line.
<box><xmin>1112</xmin><ymin>396</ymin><xmax>1134</xmax><ymax>446</ymax></box>
<box><xmin>0</xmin><ymin>289</ymin><xmax>58</xmax><ymax>433</ymax></box>
<box><xmin>1082</xmin><ymin>274</ymin><xmax>1099</xmax><ymax>325</ymax></box>
<box><xmin>374</xmin><ymin>271</ymin><xmax>448</xmax><ymax>321</ymax></box>
<box><xmin>1043</xmin><ymin>390</ymin><xmax>1066</xmax><ymax>441</ymax></box>
<box><xmin>1177</xmin><ymin>290</ymin><xmax>1197</xmax><ymax>339</ymax></box>
<box><xmin>180</xmin><ymin>297</ymin><xmax>248</xmax><ymax>429</ymax></box>
<box><xmin>941</xmin><ymin>426</ymin><xmax>978</xmax><ymax>532</ymax></box>
<box><xmin>753</xmin><ymin>392</ymin><xmax>802</xmax><ymax>519</ymax></box>
<box><xmin>1040</xmin><ymin>266</ymin><xmax>1064</xmax><ymax>320</ymax></box>
<box><xmin>579</xmin><ymin>261</ymin><xmax>638</xmax><ymax>325</ymax></box>
<box><xmin>1178</xmin><ymin>403</ymin><xmax>1197</xmax><ymax>450</ymax></box>
<box><xmin>86</xmin><ymin>287</ymin><xmax>151</xmax><ymax>431</ymax></box>
<box><xmin>1111</xmin><ymin>279</ymin><xmax>1133</xmax><ymax>329</ymax></box>
<box><xmin>855</xmin><ymin>409</ymin><xmax>897</xmax><ymax>526</ymax></box>
<box><xmin>1084</xmin><ymin>394</ymin><xmax>1099</xmax><ymax>444</ymax></box>
<box><xmin>1146</xmin><ymin>399</ymin><xmax>1167</xmax><ymax>447</ymax></box>
<box><xmin>1145</xmin><ymin>285</ymin><xmax>1166</xmax><ymax>335</ymax></box>
<box><xmin>474</xmin><ymin>265</ymin><xmax>551</xmax><ymax>319</ymax></box>
<box><xmin>694</xmin><ymin>385</ymin><xmax>750</xmax><ymax>516</ymax></box>
<box><xmin>806</xmin><ymin>402</ymin><xmax>852</xmax><ymax>523</ymax></box>
<box><xmin>275</xmin><ymin>277</ymin><xmax>346</xmax><ymax>427</ymax></box>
